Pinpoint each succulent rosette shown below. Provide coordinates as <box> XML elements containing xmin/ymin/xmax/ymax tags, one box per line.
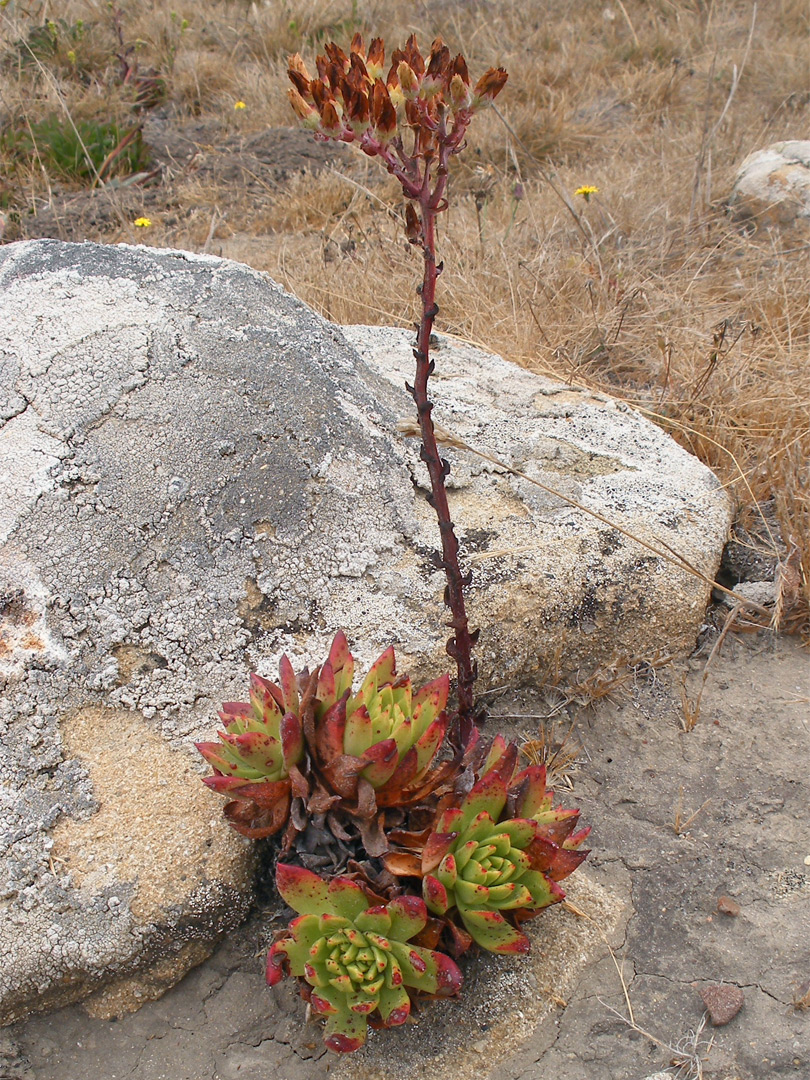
<box><xmin>387</xmin><ymin>739</ymin><xmax>589</xmax><ymax>954</ymax></box>
<box><xmin>309</xmin><ymin>631</ymin><xmax>456</xmax><ymax>810</ymax></box>
<box><xmin>267</xmin><ymin>864</ymin><xmax>462</xmax><ymax>1052</ymax></box>
<box><xmin>198</xmin><ymin>632</ymin><xmax>466</xmax><ymax>854</ymax></box>
<box><xmin>195</xmin><ymin>657</ymin><xmax>306</xmax><ymax>838</ymax></box>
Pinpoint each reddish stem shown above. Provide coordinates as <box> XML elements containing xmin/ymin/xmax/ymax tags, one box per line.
<box><xmin>409</xmin><ymin>138</ymin><xmax>478</xmax><ymax>740</ymax></box>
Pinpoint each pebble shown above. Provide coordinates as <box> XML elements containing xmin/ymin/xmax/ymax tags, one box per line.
<box><xmin>699</xmin><ymin>983</ymin><xmax>744</xmax><ymax>1026</ymax></box>
<box><xmin>716</xmin><ymin>895</ymin><xmax>741</xmax><ymax>917</ymax></box>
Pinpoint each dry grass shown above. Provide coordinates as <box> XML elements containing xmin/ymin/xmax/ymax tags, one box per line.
<box><xmin>1</xmin><ymin>0</ymin><xmax>808</xmax><ymax>633</ymax></box>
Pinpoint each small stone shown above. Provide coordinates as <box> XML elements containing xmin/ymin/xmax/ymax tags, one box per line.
<box><xmin>699</xmin><ymin>983</ymin><xmax>744</xmax><ymax>1026</ymax></box>
<box><xmin>717</xmin><ymin>895</ymin><xmax>741</xmax><ymax>917</ymax></box>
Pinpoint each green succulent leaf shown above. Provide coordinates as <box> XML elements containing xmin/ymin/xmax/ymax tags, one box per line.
<box><xmin>387</xmin><ymin>940</ymin><xmax>438</xmax><ymax>993</ymax></box>
<box><xmin>520</xmin><ymin>869</ymin><xmax>564</xmax><ymax>907</ymax></box>
<box><xmin>360</xmin><ymin>646</ymin><xmax>396</xmax><ymax>697</ymax></box>
<box><xmin>376</xmin><ymin>983</ymin><xmax>411</xmax><ymax>1026</ymax></box>
<box><xmin>458</xmin><ymin>907</ymin><xmax>532</xmax><ymax>954</ymax></box>
<box><xmin>343</xmin><ymin>702</ymin><xmax>373</xmax><ymax>757</ymax></box>
<box><xmin>325</xmin><ymin>877</ymin><xmax>379</xmax><ymax>921</ymax></box>
<box><xmin>220</xmin><ymin>730</ymin><xmax>284</xmax><ymax>774</ymax></box>
<box><xmin>457</xmin><ymin>773</ymin><xmax>508</xmax><ymax>832</ymax></box>
<box><xmin>359</xmin><ymin>737</ymin><xmax>399</xmax><ymax>787</ymax></box>
<box><xmin>386</xmin><ymin>894</ymin><xmax>428</xmax><ymax>942</ymax></box>
<box><xmin>496</xmin><ymin>818</ymin><xmax>539</xmax><ymax>849</ymax></box>
<box><xmin>276</xmin><ymin>863</ymin><xmax>331</xmax><ymax>915</ymax></box>
<box><xmin>354</xmin><ymin>905</ymin><xmax>393</xmax><ymax>935</ymax></box>
<box><xmin>278</xmin><ymin>653</ymin><xmax>300</xmax><ymax>714</ymax></box>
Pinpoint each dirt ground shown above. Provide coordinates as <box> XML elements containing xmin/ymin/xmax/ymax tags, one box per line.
<box><xmin>4</xmin><ymin>628</ymin><xmax>807</xmax><ymax>1080</ymax></box>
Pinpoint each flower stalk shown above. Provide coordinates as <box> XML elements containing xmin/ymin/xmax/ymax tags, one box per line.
<box><xmin>286</xmin><ymin>36</ymin><xmax>507</xmax><ymax>737</ymax></box>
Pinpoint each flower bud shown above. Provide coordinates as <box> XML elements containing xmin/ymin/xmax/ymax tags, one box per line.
<box><xmin>288</xmin><ymin>53</ymin><xmax>312</xmax><ymax>92</ymax></box>
<box><xmin>287</xmin><ymin>88</ymin><xmax>320</xmax><ymax>130</ymax></box>
<box><xmin>366</xmin><ymin>37</ymin><xmax>385</xmax><ymax>80</ymax></box>
<box><xmin>372</xmin><ymin>80</ymin><xmax>397</xmax><ymax>139</ymax></box>
<box><xmin>320</xmin><ymin>100</ymin><xmax>343</xmax><ymax>133</ymax></box>
<box><xmin>472</xmin><ymin>67</ymin><xmax>508</xmax><ymax>106</ymax></box>
<box><xmin>397</xmin><ymin>60</ymin><xmax>419</xmax><ymax>99</ymax></box>
<box><xmin>449</xmin><ymin>73</ymin><xmax>469</xmax><ymax>109</ymax></box>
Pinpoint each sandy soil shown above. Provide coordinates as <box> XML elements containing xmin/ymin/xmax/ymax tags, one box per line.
<box><xmin>4</xmin><ymin>628</ymin><xmax>807</xmax><ymax>1080</ymax></box>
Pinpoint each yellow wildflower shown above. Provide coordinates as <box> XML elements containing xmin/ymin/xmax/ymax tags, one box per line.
<box><xmin>574</xmin><ymin>185</ymin><xmax>599</xmax><ymax>201</ymax></box>
<box><xmin>133</xmin><ymin>217</ymin><xmax>152</xmax><ymax>228</ymax></box>
<box><xmin>234</xmin><ymin>100</ymin><xmax>247</xmax><ymax>110</ymax></box>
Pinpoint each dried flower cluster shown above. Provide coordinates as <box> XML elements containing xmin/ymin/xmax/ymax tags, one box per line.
<box><xmin>286</xmin><ymin>34</ymin><xmax>507</xmax><ymax>178</ymax></box>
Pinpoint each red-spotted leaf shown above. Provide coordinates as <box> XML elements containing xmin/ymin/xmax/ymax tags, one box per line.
<box><xmin>479</xmin><ymin>733</ymin><xmax>510</xmax><ymax>776</ymax></box>
<box><xmin>280</xmin><ymin>712</ymin><xmax>304</xmax><ymax>770</ymax></box>
<box><xmin>326</xmin><ymin>876</ymin><xmax>373</xmax><ymax>920</ymax></box>
<box><xmin>361</xmin><ymin>645</ymin><xmax>396</xmax><ymax>693</ymax></box>
<box><xmin>533</xmin><ymin>808</ymin><xmax>582</xmax><ymax>845</ymax></box>
<box><xmin>432</xmin><ymin>806</ymin><xmax>464</xmax><ymax>837</ymax></box>
<box><xmin>377</xmin><ymin>984</ymin><xmax>411</xmax><ymax>1026</ymax></box>
<box><xmin>423</xmin><ymin>874</ymin><xmax>450</xmax><ymax>915</ymax></box>
<box><xmin>316</xmin><ymin>659</ymin><xmax>336</xmax><ymax>706</ymax></box>
<box><xmin>496</xmin><ymin>818</ymin><xmax>539</xmax><ymax>850</ymax></box>
<box><xmin>343</xmin><ymin>702</ymin><xmax>373</xmax><ymax>758</ymax></box>
<box><xmin>195</xmin><ymin>743</ymin><xmax>236</xmax><ymax>774</ymax></box>
<box><xmin>421</xmin><ymin>830</ymin><xmax>457</xmax><ymax>874</ymax></box>
<box><xmin>549</xmin><ymin>847</ymin><xmax>590</xmax><ymax>881</ymax></box>
<box><xmin>359</xmin><ymin>737</ymin><xmax>399</xmax><ymax>787</ymax></box>
<box><xmin>412</xmin><ymin>672</ymin><xmax>450</xmax><ymax>717</ymax></box>
<box><xmin>458</xmin><ymin>907</ymin><xmax>531</xmax><ymax>954</ymax></box>
<box><xmin>457</xmin><ymin>764</ymin><xmax>509</xmax><ymax>832</ymax></box>
<box><xmin>511</xmin><ymin>764</ymin><xmax>550</xmax><ymax>817</ymax></box>
<box><xmin>524</xmin><ymin>834</ymin><xmax>560</xmax><ymax>874</ymax></box>
<box><xmin>278</xmin><ymin>654</ymin><xmax>299</xmax><ymax>714</ymax></box>
<box><xmin>266</xmin><ymin>940</ymin><xmax>289</xmax><ymax>985</ymax></box>
<box><xmin>387</xmin><ymin>894</ymin><xmax>428</xmax><ymax>941</ymax></box>
<box><xmin>412</xmin><ymin>714</ymin><xmax>448</xmax><ymax>774</ymax></box>
<box><xmin>316</xmin><ymin>695</ymin><xmax>348</xmax><ymax>761</ymax></box>
<box><xmin>566</xmin><ymin>825</ymin><xmax>592</xmax><ymax>848</ymax></box>
<box><xmin>432</xmin><ymin>948</ymin><xmax>464</xmax><ymax>995</ymax></box>
<box><xmin>276</xmin><ymin>863</ymin><xmax>331</xmax><ymax>915</ymax></box>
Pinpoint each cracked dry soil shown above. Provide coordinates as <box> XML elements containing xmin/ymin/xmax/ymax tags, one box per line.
<box><xmin>4</xmin><ymin>631</ymin><xmax>808</xmax><ymax>1080</ymax></box>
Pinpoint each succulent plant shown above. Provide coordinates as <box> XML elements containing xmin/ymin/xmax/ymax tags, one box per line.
<box><xmin>386</xmin><ymin>739</ymin><xmax>589</xmax><ymax>954</ymax></box>
<box><xmin>195</xmin><ymin>659</ymin><xmax>306</xmax><ymax>838</ymax></box>
<box><xmin>267</xmin><ymin>864</ymin><xmax>462</xmax><ymax>1052</ymax></box>
<box><xmin>197</xmin><ymin>633</ymin><xmax>467</xmax><ymax>855</ymax></box>
<box><xmin>308</xmin><ymin>631</ymin><xmax>456</xmax><ymax>811</ymax></box>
